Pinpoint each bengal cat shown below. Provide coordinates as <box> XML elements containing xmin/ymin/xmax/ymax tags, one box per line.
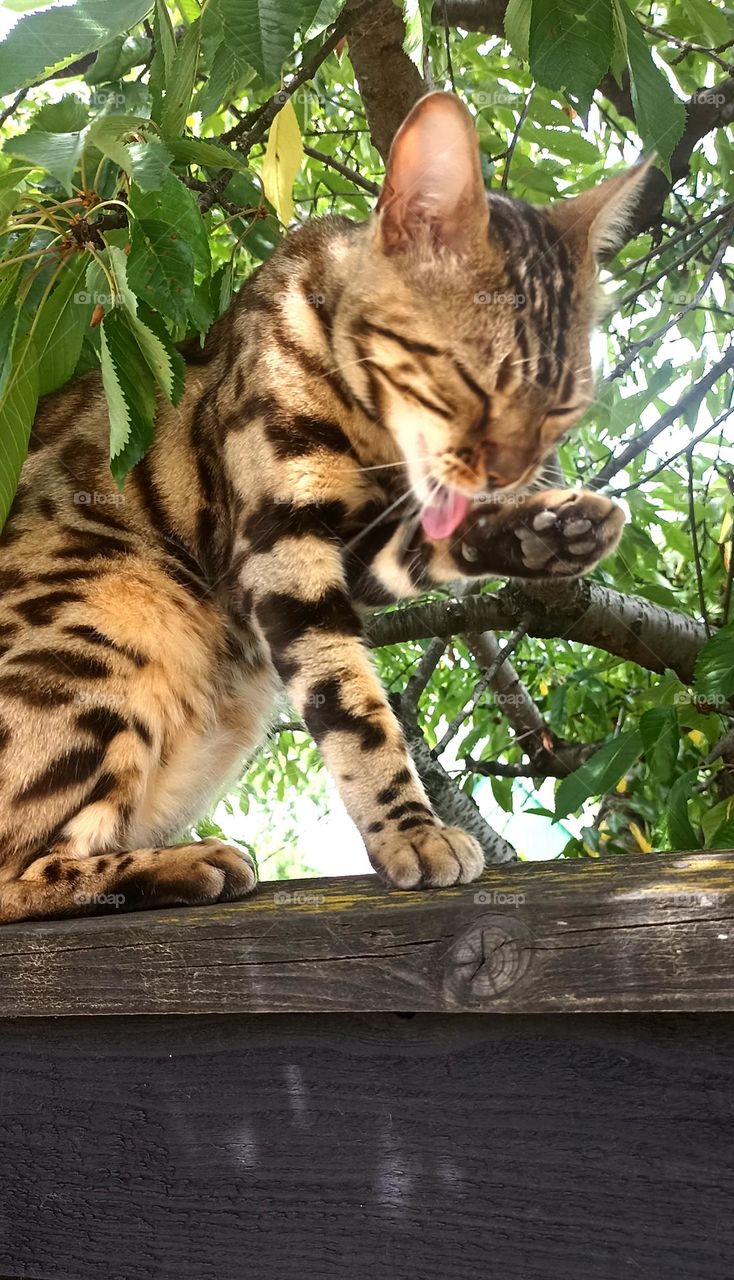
<box><xmin>0</xmin><ymin>93</ymin><xmax>644</xmax><ymax>922</ymax></box>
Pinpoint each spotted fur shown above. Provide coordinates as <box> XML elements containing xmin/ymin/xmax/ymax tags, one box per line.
<box><xmin>0</xmin><ymin>94</ymin><xmax>642</xmax><ymax>921</ymax></box>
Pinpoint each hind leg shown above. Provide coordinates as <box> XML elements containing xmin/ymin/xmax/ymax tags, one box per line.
<box><xmin>0</xmin><ymin>838</ymin><xmax>256</xmax><ymax>924</ymax></box>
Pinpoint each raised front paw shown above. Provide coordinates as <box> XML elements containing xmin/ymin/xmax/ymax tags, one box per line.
<box><xmin>369</xmin><ymin>825</ymin><xmax>485</xmax><ymax>890</ymax></box>
<box><xmin>513</xmin><ymin>490</ymin><xmax>624</xmax><ymax>576</ymax></box>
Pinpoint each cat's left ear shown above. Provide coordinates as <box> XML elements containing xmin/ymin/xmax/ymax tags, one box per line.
<box><xmin>546</xmin><ymin>159</ymin><xmax>654</xmax><ymax>260</ymax></box>
<box><xmin>376</xmin><ymin>92</ymin><xmax>489</xmax><ymax>255</ymax></box>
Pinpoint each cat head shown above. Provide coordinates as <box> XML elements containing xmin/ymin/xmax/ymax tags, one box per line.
<box><xmin>334</xmin><ymin>92</ymin><xmax>649</xmax><ymax>538</ymax></box>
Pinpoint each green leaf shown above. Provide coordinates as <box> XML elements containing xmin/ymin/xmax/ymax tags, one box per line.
<box><xmin>193</xmin><ymin>41</ymin><xmax>239</xmax><ymax>119</ymax></box>
<box><xmin>160</xmin><ymin>19</ymin><xmax>201</xmax><ymax>137</ymax></box>
<box><xmin>613</xmin><ymin>0</ymin><xmax>685</xmax><ymax>169</ymax></box>
<box><xmin>709</xmin><ymin>814</ymin><xmax>734</xmax><ymax>851</ymax></box>
<box><xmin>149</xmin><ymin>0</ymin><xmax>177</xmax><ymax>121</ymax></box>
<box><xmin>129</xmin><ymin>172</ymin><xmax>211</xmax><ymax>272</ymax></box>
<box><xmin>0</xmin><ymin>333</ymin><xmax>38</xmax><ymax>531</ymax></box>
<box><xmin>504</xmin><ymin>0</ymin><xmax>531</xmax><ymax>61</ymax></box>
<box><xmin>701</xmin><ymin>797</ymin><xmax>734</xmax><ymax>846</ymax></box>
<box><xmin>681</xmin><ymin>0</ymin><xmax>730</xmax><ymax>48</ymax></box>
<box><xmin>3</xmin><ymin>130</ymin><xmax>85</xmax><ymax>195</ymax></box>
<box><xmin>32</xmin><ymin>257</ymin><xmax>90</xmax><ymax>396</ymax></box>
<box><xmin>155</xmin><ymin>0</ymin><xmax>177</xmax><ymax>79</ymax></box>
<box><xmin>135</xmin><ymin>301</ymin><xmax>185</xmax><ymax>405</ymax></box>
<box><xmin>127</xmin><ymin>217</ymin><xmax>195</xmax><ymax>329</ymax></box>
<box><xmin>667</xmin><ymin>769</ymin><xmax>700</xmax><ymax>851</ymax></box>
<box><xmin>128</xmin><ymin>140</ymin><xmax>174</xmax><ymax>192</ymax></box>
<box><xmin>100</xmin><ymin>307</ymin><xmax>157</xmax><ymax>484</ymax></box>
<box><xmin>639</xmin><ymin>706</ymin><xmax>678</xmax><ymax>784</ymax></box>
<box><xmin>162</xmin><ymin>133</ymin><xmax>253</xmax><ymax>173</ymax></box>
<box><xmin>529</xmin><ymin>0</ymin><xmax>614</xmax><ymax>113</ymax></box>
<box><xmin>32</xmin><ymin>95</ymin><xmax>89</xmax><ymax>133</ymax></box>
<box><xmin>553</xmin><ymin>729</ymin><xmax>643</xmax><ymax>820</ymax></box>
<box><xmin>85</xmin><ymin>32</ymin><xmax>151</xmax><ymax>84</ymax></box>
<box><xmin>0</xmin><ymin>188</ymin><xmax>19</xmax><ymax>234</ymax></box>
<box><xmin>0</xmin><ymin>0</ymin><xmax>155</xmax><ymax>95</ymax></box>
<box><xmin>208</xmin><ymin>0</ymin><xmax>323</xmax><ymax>80</ymax></box>
<box><xmin>694</xmin><ymin>621</ymin><xmax>734</xmax><ymax>707</ymax></box>
<box><xmin>85</xmin><ymin>113</ymin><xmax>150</xmax><ymax>174</ymax></box>
<box><xmin>104</xmin><ymin>246</ymin><xmax>185</xmax><ymax>403</ymax></box>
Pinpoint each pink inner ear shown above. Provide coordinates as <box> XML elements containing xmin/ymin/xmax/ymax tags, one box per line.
<box><xmin>378</xmin><ymin>94</ymin><xmax>489</xmax><ymax>254</ymax></box>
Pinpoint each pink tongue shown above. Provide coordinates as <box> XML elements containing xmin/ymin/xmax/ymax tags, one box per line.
<box><xmin>421</xmin><ymin>489</ymin><xmax>471</xmax><ymax>540</ymax></box>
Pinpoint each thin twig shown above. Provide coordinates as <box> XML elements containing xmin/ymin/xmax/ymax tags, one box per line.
<box><xmin>687</xmin><ymin>446</ymin><xmax>712</xmax><ymax>638</ymax></box>
<box><xmin>302</xmin><ymin>145</ymin><xmax>379</xmax><ymax>195</ymax></box>
<box><xmin>0</xmin><ymin>87</ymin><xmax>28</xmax><ymax>129</ymax></box>
<box><xmin>611</xmin><ymin>405</ymin><xmax>734</xmax><ymax>495</ymax></box>
<box><xmin>640</xmin><ymin>22</ymin><xmax>734</xmax><ymax>75</ymax></box>
<box><xmin>501</xmin><ymin>85</ymin><xmax>534</xmax><ymax>191</ymax></box>
<box><xmin>591</xmin><ymin>346</ymin><xmax>734</xmax><ymax>488</ymax></box>
<box><xmin>433</xmin><ymin>625</ymin><xmax>528</xmax><ymax>756</ymax></box>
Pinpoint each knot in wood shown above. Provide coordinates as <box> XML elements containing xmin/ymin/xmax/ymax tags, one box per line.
<box><xmin>442</xmin><ymin>914</ymin><xmax>534</xmax><ymax>1006</ymax></box>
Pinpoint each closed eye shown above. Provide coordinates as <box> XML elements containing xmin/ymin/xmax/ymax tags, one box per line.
<box><xmin>370</xmin><ymin>364</ymin><xmax>455</xmax><ymax>418</ymax></box>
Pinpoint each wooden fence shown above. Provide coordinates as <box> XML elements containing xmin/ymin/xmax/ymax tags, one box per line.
<box><xmin>0</xmin><ymin>849</ymin><xmax>732</xmax><ymax>1278</ymax></box>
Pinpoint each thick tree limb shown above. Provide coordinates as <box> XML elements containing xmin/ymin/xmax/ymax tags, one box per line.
<box><xmin>346</xmin><ymin>0</ymin><xmax>425</xmax><ymax>161</ymax></box>
<box><xmin>368</xmin><ymin>579</ymin><xmax>709</xmax><ymax>683</ymax></box>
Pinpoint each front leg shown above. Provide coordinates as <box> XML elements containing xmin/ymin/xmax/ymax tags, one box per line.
<box><xmin>431</xmin><ymin>488</ymin><xmax>625</xmax><ymax>582</ymax></box>
<box><xmin>240</xmin><ymin>526</ymin><xmax>484</xmax><ymax>888</ymax></box>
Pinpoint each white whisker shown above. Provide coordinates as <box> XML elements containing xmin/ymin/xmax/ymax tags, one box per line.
<box><xmin>345</xmin><ymin>489</ymin><xmax>416</xmax><ymax>549</ymax></box>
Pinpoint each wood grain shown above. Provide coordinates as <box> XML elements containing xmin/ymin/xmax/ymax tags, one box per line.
<box><xmin>0</xmin><ymin>849</ymin><xmax>732</xmax><ymax>1015</ymax></box>
<box><xmin>0</xmin><ymin>1012</ymin><xmax>732</xmax><ymax>1280</ymax></box>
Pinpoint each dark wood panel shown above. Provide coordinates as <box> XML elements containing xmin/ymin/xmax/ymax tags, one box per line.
<box><xmin>0</xmin><ymin>1013</ymin><xmax>732</xmax><ymax>1280</ymax></box>
<box><xmin>0</xmin><ymin>850</ymin><xmax>732</xmax><ymax>1014</ymax></box>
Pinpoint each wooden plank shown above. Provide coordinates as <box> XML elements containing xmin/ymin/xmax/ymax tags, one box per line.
<box><xmin>0</xmin><ymin>1011</ymin><xmax>732</xmax><ymax>1280</ymax></box>
<box><xmin>0</xmin><ymin>849</ymin><xmax>732</xmax><ymax>1016</ymax></box>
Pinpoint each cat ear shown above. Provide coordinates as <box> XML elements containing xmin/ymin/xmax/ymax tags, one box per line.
<box><xmin>376</xmin><ymin>92</ymin><xmax>489</xmax><ymax>255</ymax></box>
<box><xmin>546</xmin><ymin>160</ymin><xmax>654</xmax><ymax>260</ymax></box>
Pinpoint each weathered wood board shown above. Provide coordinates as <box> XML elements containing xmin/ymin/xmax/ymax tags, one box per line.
<box><xmin>0</xmin><ymin>850</ymin><xmax>731</xmax><ymax>1015</ymax></box>
<box><xmin>0</xmin><ymin>1011</ymin><xmax>732</xmax><ymax>1280</ymax></box>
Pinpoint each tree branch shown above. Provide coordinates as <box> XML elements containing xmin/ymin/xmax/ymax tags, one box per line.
<box><xmin>433</xmin><ymin>625</ymin><xmax>527</xmax><ymax>755</ymax></box>
<box><xmin>368</xmin><ymin>578</ymin><xmax>710</xmax><ymax>683</ymax></box>
<box><xmin>346</xmin><ymin>0</ymin><xmax>425</xmax><ymax>161</ymax></box>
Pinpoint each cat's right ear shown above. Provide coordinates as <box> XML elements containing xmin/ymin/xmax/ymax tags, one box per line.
<box><xmin>376</xmin><ymin>92</ymin><xmax>489</xmax><ymax>256</ymax></box>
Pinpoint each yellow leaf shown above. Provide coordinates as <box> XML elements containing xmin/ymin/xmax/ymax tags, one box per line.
<box><xmin>616</xmin><ymin>777</ymin><xmax>627</xmax><ymax>793</ymax></box>
<box><xmin>538</xmin><ymin>678</ymin><xmax>549</xmax><ymax>696</ymax></box>
<box><xmin>629</xmin><ymin>821</ymin><xmax>653</xmax><ymax>853</ymax></box>
<box><xmin>582</xmin><ymin>841</ymin><xmax>600</xmax><ymax>858</ymax></box>
<box><xmin>688</xmin><ymin>729</ymin><xmax>705</xmax><ymax>747</ymax></box>
<box><xmin>718</xmin><ymin>511</ymin><xmax>733</xmax><ymax>545</ymax></box>
<box><xmin>261</xmin><ymin>100</ymin><xmax>303</xmax><ymax>226</ymax></box>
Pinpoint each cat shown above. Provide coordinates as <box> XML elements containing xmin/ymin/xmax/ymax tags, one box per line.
<box><xmin>0</xmin><ymin>92</ymin><xmax>643</xmax><ymax>922</ymax></box>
